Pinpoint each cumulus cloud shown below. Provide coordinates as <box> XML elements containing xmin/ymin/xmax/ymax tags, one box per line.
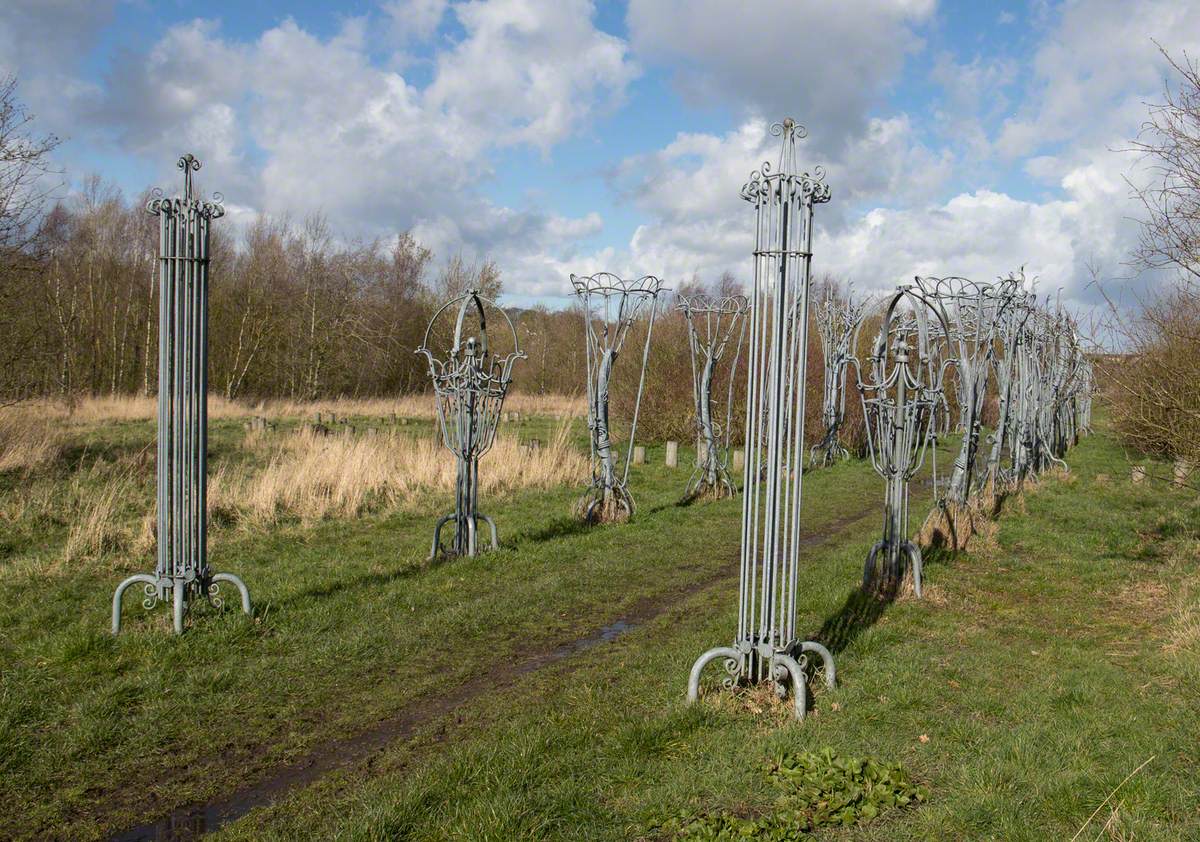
<box><xmin>625</xmin><ymin>0</ymin><xmax>935</xmax><ymax>153</ymax></box>
<box><xmin>5</xmin><ymin>3</ymin><xmax>638</xmax><ymax>299</ymax></box>
<box><xmin>427</xmin><ymin>0</ymin><xmax>636</xmax><ymax>150</ymax></box>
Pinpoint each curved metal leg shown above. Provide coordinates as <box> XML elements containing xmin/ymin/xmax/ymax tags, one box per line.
<box><xmin>862</xmin><ymin>541</ymin><xmax>884</xmax><ymax>589</ymax></box>
<box><xmin>111</xmin><ymin>573</ymin><xmax>157</xmax><ymax>635</ymax></box>
<box><xmin>173</xmin><ymin>579</ymin><xmax>186</xmax><ymax>635</ymax></box>
<box><xmin>687</xmin><ymin>646</ymin><xmax>742</xmax><ymax>703</ymax></box>
<box><xmin>477</xmin><ymin>514</ymin><xmax>499</xmax><ymax>551</ymax></box>
<box><xmin>799</xmin><ymin>640</ymin><xmax>837</xmax><ymax>689</ymax></box>
<box><xmin>429</xmin><ymin>513</ymin><xmax>453</xmax><ymax>559</ymax></box>
<box><xmin>904</xmin><ymin>542</ymin><xmax>923</xmax><ymax>599</ymax></box>
<box><xmin>771</xmin><ymin>653</ymin><xmax>808</xmax><ymax>720</ymax></box>
<box><xmin>211</xmin><ymin>573</ymin><xmax>252</xmax><ymax>616</ymax></box>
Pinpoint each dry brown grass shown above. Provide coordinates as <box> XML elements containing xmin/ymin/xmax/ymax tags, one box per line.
<box><xmin>27</xmin><ymin>392</ymin><xmax>584</xmax><ymax>424</ymax></box>
<box><xmin>0</xmin><ymin>409</ymin><xmax>62</xmax><ymax>474</ymax></box>
<box><xmin>210</xmin><ymin>421</ymin><xmax>587</xmax><ymax>526</ymax></box>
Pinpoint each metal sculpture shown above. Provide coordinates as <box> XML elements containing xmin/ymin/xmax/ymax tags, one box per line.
<box><xmin>983</xmin><ymin>275</ymin><xmax>1034</xmax><ymax>491</ymax></box>
<box><xmin>916</xmin><ymin>276</ymin><xmax>1013</xmax><ymax>506</ymax></box>
<box><xmin>678</xmin><ymin>294</ymin><xmax>749</xmax><ymax>499</ymax></box>
<box><xmin>852</xmin><ymin>284</ymin><xmax>953</xmax><ymax>598</ymax></box>
<box><xmin>572</xmin><ymin>272</ymin><xmax>663</xmax><ymax>523</ymax></box>
<box><xmin>688</xmin><ymin>119</ymin><xmax>836</xmax><ymax>720</ymax></box>
<box><xmin>418</xmin><ymin>289</ymin><xmax>523</xmax><ymax>557</ymax></box>
<box><xmin>112</xmin><ymin>154</ymin><xmax>251</xmax><ymax>635</ymax></box>
<box><xmin>810</xmin><ymin>288</ymin><xmax>868</xmax><ymax>467</ymax></box>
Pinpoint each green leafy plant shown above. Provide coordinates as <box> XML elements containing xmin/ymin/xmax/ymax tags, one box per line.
<box><xmin>654</xmin><ymin>747</ymin><xmax>928</xmax><ymax>840</ymax></box>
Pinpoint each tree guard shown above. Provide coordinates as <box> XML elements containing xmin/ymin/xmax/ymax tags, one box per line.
<box><xmin>572</xmin><ymin>272</ymin><xmax>663</xmax><ymax>523</ymax></box>
<box><xmin>810</xmin><ymin>288</ymin><xmax>868</xmax><ymax>467</ymax></box>
<box><xmin>678</xmin><ymin>293</ymin><xmax>748</xmax><ymax>499</ymax></box>
<box><xmin>688</xmin><ymin>119</ymin><xmax>836</xmax><ymax>720</ymax></box>
<box><xmin>418</xmin><ymin>289</ymin><xmax>523</xmax><ymax>558</ymax></box>
<box><xmin>112</xmin><ymin>154</ymin><xmax>251</xmax><ymax>635</ymax></box>
<box><xmin>851</xmin><ymin>284</ymin><xmax>953</xmax><ymax>598</ymax></box>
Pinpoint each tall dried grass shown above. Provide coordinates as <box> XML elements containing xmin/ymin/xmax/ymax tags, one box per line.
<box><xmin>0</xmin><ymin>409</ymin><xmax>62</xmax><ymax>474</ymax></box>
<box><xmin>210</xmin><ymin>422</ymin><xmax>587</xmax><ymax>526</ymax></box>
<box><xmin>27</xmin><ymin>392</ymin><xmax>584</xmax><ymax>424</ymax></box>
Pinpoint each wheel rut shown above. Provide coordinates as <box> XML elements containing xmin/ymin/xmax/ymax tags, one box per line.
<box><xmin>107</xmin><ymin>502</ymin><xmax>878</xmax><ymax>841</ymax></box>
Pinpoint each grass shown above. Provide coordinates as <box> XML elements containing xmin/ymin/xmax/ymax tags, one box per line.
<box><xmin>0</xmin><ymin>407</ymin><xmax>1197</xmax><ymax>840</ymax></box>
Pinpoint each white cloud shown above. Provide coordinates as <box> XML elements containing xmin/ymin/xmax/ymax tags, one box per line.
<box><xmin>382</xmin><ymin>0</ymin><xmax>449</xmax><ymax>44</ymax></box>
<box><xmin>625</xmin><ymin>0</ymin><xmax>935</xmax><ymax>152</ymax></box>
<box><xmin>996</xmin><ymin>0</ymin><xmax>1200</xmax><ymax>161</ymax></box>
<box><xmin>15</xmin><ymin>4</ymin><xmax>637</xmax><ymax>299</ymax></box>
<box><xmin>427</xmin><ymin>0</ymin><xmax>637</xmax><ymax>151</ymax></box>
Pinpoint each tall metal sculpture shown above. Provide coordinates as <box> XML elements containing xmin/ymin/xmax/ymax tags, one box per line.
<box><xmin>678</xmin><ymin>294</ymin><xmax>748</xmax><ymax>499</ymax></box>
<box><xmin>112</xmin><ymin>154</ymin><xmax>251</xmax><ymax>635</ymax></box>
<box><xmin>852</xmin><ymin>284</ymin><xmax>953</xmax><ymax>598</ymax></box>
<box><xmin>418</xmin><ymin>289</ymin><xmax>523</xmax><ymax>558</ymax></box>
<box><xmin>983</xmin><ymin>275</ymin><xmax>1033</xmax><ymax>491</ymax></box>
<box><xmin>688</xmin><ymin>119</ymin><xmax>836</xmax><ymax>719</ymax></box>
<box><xmin>810</xmin><ymin>288</ymin><xmax>868</xmax><ymax>467</ymax></box>
<box><xmin>917</xmin><ymin>276</ymin><xmax>1012</xmax><ymax>507</ymax></box>
<box><xmin>572</xmin><ymin>273</ymin><xmax>663</xmax><ymax>523</ymax></box>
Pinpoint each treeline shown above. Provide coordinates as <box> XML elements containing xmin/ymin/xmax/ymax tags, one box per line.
<box><xmin>0</xmin><ymin>175</ymin><xmax>607</xmax><ymax>403</ymax></box>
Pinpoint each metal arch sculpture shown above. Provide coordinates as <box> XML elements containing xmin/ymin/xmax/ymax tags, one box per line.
<box><xmin>851</xmin><ymin>283</ymin><xmax>954</xmax><ymax>598</ymax></box>
<box><xmin>112</xmin><ymin>154</ymin><xmax>251</xmax><ymax>635</ymax></box>
<box><xmin>983</xmin><ymin>276</ymin><xmax>1035</xmax><ymax>491</ymax></box>
<box><xmin>678</xmin><ymin>293</ymin><xmax>749</xmax><ymax>499</ymax></box>
<box><xmin>915</xmin><ymin>275</ymin><xmax>1015</xmax><ymax>506</ymax></box>
<box><xmin>810</xmin><ymin>288</ymin><xmax>868</xmax><ymax>467</ymax></box>
<box><xmin>418</xmin><ymin>288</ymin><xmax>524</xmax><ymax>558</ymax></box>
<box><xmin>687</xmin><ymin>118</ymin><xmax>836</xmax><ymax>720</ymax></box>
<box><xmin>571</xmin><ymin>272</ymin><xmax>663</xmax><ymax>523</ymax></box>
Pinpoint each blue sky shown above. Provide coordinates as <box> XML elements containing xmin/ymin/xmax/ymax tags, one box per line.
<box><xmin>2</xmin><ymin>0</ymin><xmax>1195</xmax><ymax>311</ymax></box>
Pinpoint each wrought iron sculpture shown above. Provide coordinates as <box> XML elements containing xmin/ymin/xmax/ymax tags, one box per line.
<box><xmin>678</xmin><ymin>294</ymin><xmax>749</xmax><ymax>499</ymax></box>
<box><xmin>688</xmin><ymin>119</ymin><xmax>836</xmax><ymax>719</ymax></box>
<box><xmin>851</xmin><ymin>284</ymin><xmax>953</xmax><ymax>598</ymax></box>
<box><xmin>916</xmin><ymin>276</ymin><xmax>1014</xmax><ymax>506</ymax></box>
<box><xmin>572</xmin><ymin>272</ymin><xmax>663</xmax><ymax>523</ymax></box>
<box><xmin>112</xmin><ymin>154</ymin><xmax>251</xmax><ymax>635</ymax></box>
<box><xmin>418</xmin><ymin>289</ymin><xmax>523</xmax><ymax>557</ymax></box>
<box><xmin>976</xmin><ymin>275</ymin><xmax>1093</xmax><ymax>494</ymax></box>
<box><xmin>810</xmin><ymin>288</ymin><xmax>868</xmax><ymax>467</ymax></box>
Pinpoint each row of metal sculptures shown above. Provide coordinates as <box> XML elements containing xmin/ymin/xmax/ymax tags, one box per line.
<box><xmin>687</xmin><ymin>120</ymin><xmax>1094</xmax><ymax>718</ymax></box>
<box><xmin>111</xmin><ymin>136</ymin><xmax>1093</xmax><ymax>735</ymax></box>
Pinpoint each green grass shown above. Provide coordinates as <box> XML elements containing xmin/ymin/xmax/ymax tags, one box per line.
<box><xmin>2</xmin><ymin>417</ymin><xmax>1198</xmax><ymax>840</ymax></box>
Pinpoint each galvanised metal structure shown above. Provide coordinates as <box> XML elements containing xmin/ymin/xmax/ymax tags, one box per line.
<box><xmin>572</xmin><ymin>272</ymin><xmax>662</xmax><ymax>523</ymax></box>
<box><xmin>418</xmin><ymin>288</ymin><xmax>523</xmax><ymax>557</ymax></box>
<box><xmin>678</xmin><ymin>293</ymin><xmax>749</xmax><ymax>499</ymax></box>
<box><xmin>852</xmin><ymin>284</ymin><xmax>953</xmax><ymax>598</ymax></box>
<box><xmin>983</xmin><ymin>276</ymin><xmax>1034</xmax><ymax>490</ymax></box>
<box><xmin>112</xmin><ymin>154</ymin><xmax>251</xmax><ymax>635</ymax></box>
<box><xmin>810</xmin><ymin>288</ymin><xmax>868</xmax><ymax>467</ymax></box>
<box><xmin>981</xmin><ymin>277</ymin><xmax>1092</xmax><ymax>492</ymax></box>
<box><xmin>916</xmin><ymin>275</ymin><xmax>1014</xmax><ymax>505</ymax></box>
<box><xmin>688</xmin><ymin>119</ymin><xmax>836</xmax><ymax>719</ymax></box>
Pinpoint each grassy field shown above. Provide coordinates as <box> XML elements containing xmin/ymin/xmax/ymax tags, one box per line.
<box><xmin>1</xmin><ymin>401</ymin><xmax>1198</xmax><ymax>840</ymax></box>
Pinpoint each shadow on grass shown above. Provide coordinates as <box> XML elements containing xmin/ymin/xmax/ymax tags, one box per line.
<box><xmin>517</xmin><ymin>515</ymin><xmax>594</xmax><ymax>544</ymax></box>
<box><xmin>813</xmin><ymin>543</ymin><xmax>958</xmax><ymax>656</ymax></box>
<box><xmin>273</xmin><ymin>556</ymin><xmax>445</xmax><ymax>609</ymax></box>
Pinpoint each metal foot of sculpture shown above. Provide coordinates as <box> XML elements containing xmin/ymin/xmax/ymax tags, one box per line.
<box><xmin>112</xmin><ymin>571</ymin><xmax>252</xmax><ymax>635</ymax></box>
<box><xmin>862</xmin><ymin>540</ymin><xmax>923</xmax><ymax>598</ymax></box>
<box><xmin>688</xmin><ymin>641</ymin><xmax>837</xmax><ymax>720</ymax></box>
<box><xmin>429</xmin><ymin>512</ymin><xmax>499</xmax><ymax>559</ymax></box>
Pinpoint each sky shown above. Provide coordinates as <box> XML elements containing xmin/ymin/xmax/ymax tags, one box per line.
<box><xmin>2</xmin><ymin>0</ymin><xmax>1196</xmax><ymax>312</ymax></box>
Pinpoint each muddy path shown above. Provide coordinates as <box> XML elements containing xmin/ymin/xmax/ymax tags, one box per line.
<box><xmin>108</xmin><ymin>502</ymin><xmax>878</xmax><ymax>841</ymax></box>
